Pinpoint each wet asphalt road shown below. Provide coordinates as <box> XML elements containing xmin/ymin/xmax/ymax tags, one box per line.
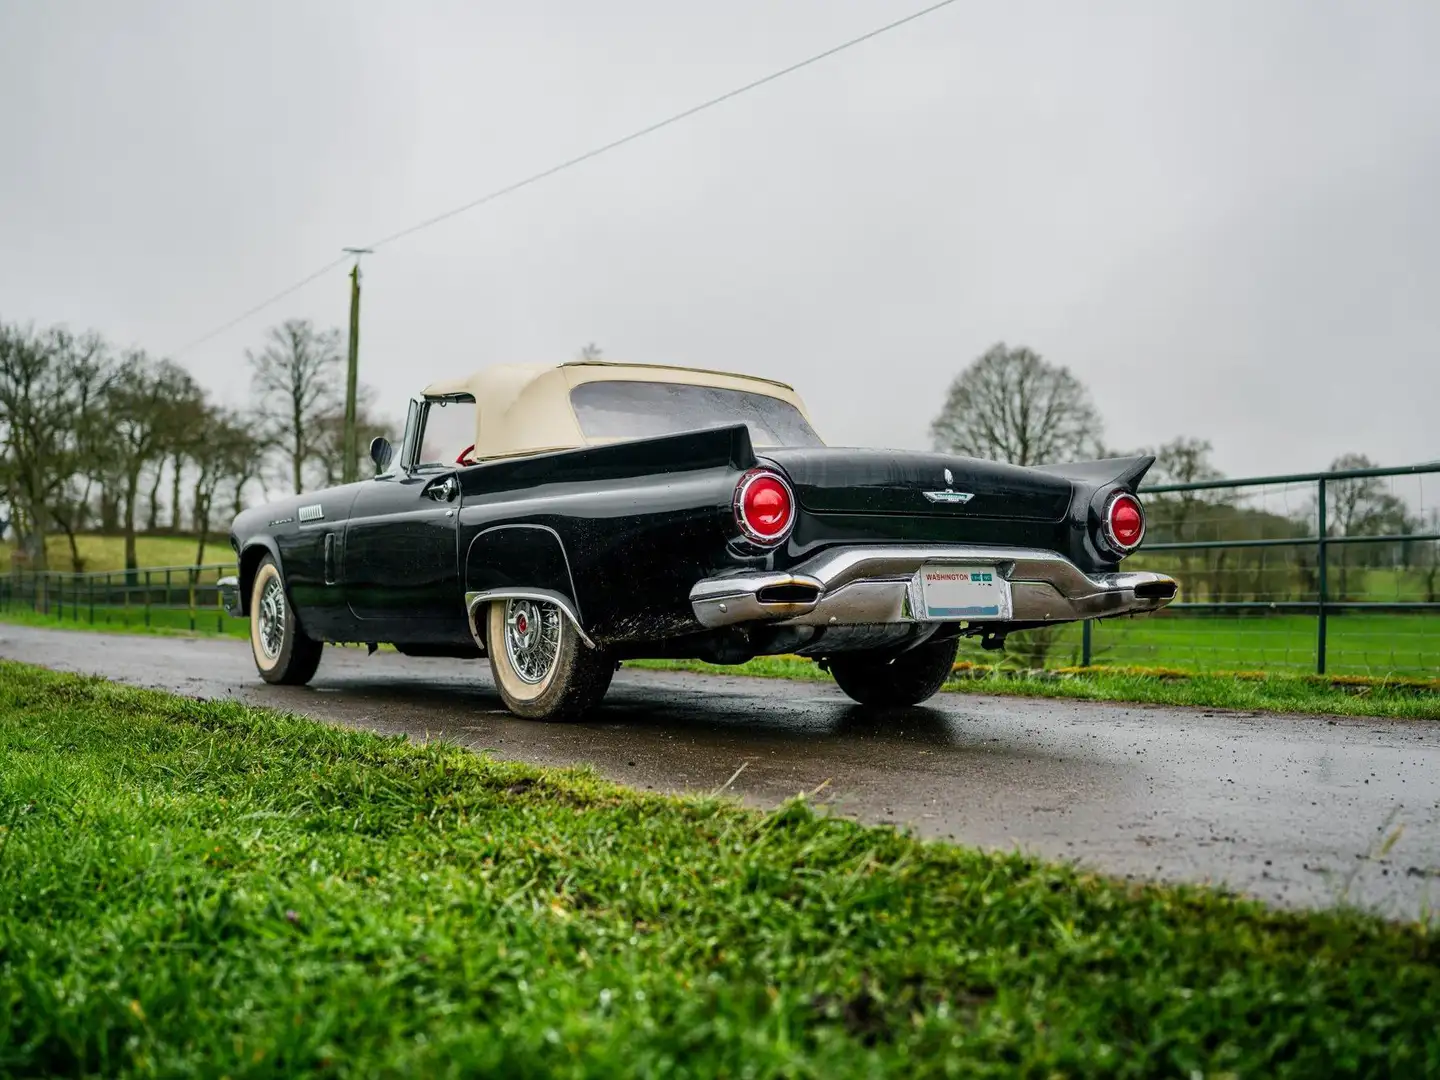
<box><xmin>2</xmin><ymin>624</ymin><xmax>1437</xmax><ymax>919</ymax></box>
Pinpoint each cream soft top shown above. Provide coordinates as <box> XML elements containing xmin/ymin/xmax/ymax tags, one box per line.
<box><xmin>421</xmin><ymin>360</ymin><xmax>814</xmax><ymax>460</ymax></box>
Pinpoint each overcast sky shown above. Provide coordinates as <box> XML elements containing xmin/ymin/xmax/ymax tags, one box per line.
<box><xmin>2</xmin><ymin>0</ymin><xmax>1436</xmax><ymax>476</ymax></box>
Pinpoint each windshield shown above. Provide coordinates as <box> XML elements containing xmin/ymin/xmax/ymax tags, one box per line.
<box><xmin>418</xmin><ymin>398</ymin><xmax>477</xmax><ymax>466</ymax></box>
<box><xmin>570</xmin><ymin>381</ymin><xmax>823</xmax><ymax>448</ymax></box>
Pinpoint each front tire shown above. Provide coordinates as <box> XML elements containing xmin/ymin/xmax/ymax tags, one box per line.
<box><xmin>829</xmin><ymin>636</ymin><xmax>958</xmax><ymax>707</ymax></box>
<box><xmin>249</xmin><ymin>557</ymin><xmax>323</xmax><ymax>685</ymax></box>
<box><xmin>486</xmin><ymin>598</ymin><xmax>613</xmax><ymax>720</ymax></box>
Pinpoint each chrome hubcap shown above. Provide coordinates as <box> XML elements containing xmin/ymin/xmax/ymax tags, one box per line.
<box><xmin>257</xmin><ymin>577</ymin><xmax>286</xmax><ymax>660</ymax></box>
<box><xmin>504</xmin><ymin>598</ymin><xmax>561</xmax><ymax>685</ymax></box>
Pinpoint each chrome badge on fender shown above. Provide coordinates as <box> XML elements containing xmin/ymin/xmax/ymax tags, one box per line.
<box><xmin>923</xmin><ymin>467</ymin><xmax>973</xmax><ymax>505</ymax></box>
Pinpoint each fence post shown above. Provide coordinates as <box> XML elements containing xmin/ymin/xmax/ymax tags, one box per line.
<box><xmin>144</xmin><ymin>569</ymin><xmax>151</xmax><ymax>628</ymax></box>
<box><xmin>1081</xmin><ymin>620</ymin><xmax>1093</xmax><ymax>666</ymax></box>
<box><xmin>88</xmin><ymin>575</ymin><xmax>94</xmax><ymax>625</ymax></box>
<box><xmin>1316</xmin><ymin>477</ymin><xmax>1328</xmax><ymax>675</ymax></box>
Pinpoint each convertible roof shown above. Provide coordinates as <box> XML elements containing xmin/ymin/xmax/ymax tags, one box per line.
<box><xmin>420</xmin><ymin>360</ymin><xmax>812</xmax><ymax>461</ymax></box>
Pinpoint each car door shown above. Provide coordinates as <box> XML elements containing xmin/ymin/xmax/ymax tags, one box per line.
<box><xmin>342</xmin><ymin>395</ymin><xmax>474</xmax><ymax>636</ymax></box>
<box><xmin>343</xmin><ymin>470</ymin><xmax>461</xmax><ymax>625</ymax></box>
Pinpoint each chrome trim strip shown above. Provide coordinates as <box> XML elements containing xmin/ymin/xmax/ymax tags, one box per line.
<box><xmin>464</xmin><ymin>589</ymin><xmax>597</xmax><ymax>651</ymax></box>
<box><xmin>689</xmin><ymin>545</ymin><xmax>1177</xmax><ymax>630</ymax></box>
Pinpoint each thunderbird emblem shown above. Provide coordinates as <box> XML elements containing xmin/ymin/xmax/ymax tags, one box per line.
<box><xmin>924</xmin><ymin>468</ymin><xmax>973</xmax><ymax>505</ymax></box>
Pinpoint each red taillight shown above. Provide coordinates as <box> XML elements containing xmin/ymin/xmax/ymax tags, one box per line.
<box><xmin>734</xmin><ymin>469</ymin><xmax>795</xmax><ymax>546</ymax></box>
<box><xmin>1104</xmin><ymin>492</ymin><xmax>1145</xmax><ymax>552</ymax></box>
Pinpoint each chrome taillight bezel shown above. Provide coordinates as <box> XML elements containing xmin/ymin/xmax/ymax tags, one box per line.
<box><xmin>733</xmin><ymin>468</ymin><xmax>796</xmax><ymax>547</ymax></box>
<box><xmin>1100</xmin><ymin>490</ymin><xmax>1146</xmax><ymax>555</ymax></box>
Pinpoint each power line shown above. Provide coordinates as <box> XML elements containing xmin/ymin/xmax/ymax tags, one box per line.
<box><xmin>174</xmin><ymin>256</ymin><xmax>351</xmax><ymax>355</ymax></box>
<box><xmin>173</xmin><ymin>0</ymin><xmax>959</xmax><ymax>356</ymax></box>
<box><xmin>363</xmin><ymin>0</ymin><xmax>959</xmax><ymax>250</ymax></box>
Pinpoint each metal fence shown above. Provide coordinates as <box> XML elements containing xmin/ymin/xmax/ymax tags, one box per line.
<box><xmin>1075</xmin><ymin>461</ymin><xmax>1440</xmax><ymax>676</ymax></box>
<box><xmin>0</xmin><ymin>563</ymin><xmax>243</xmax><ymax>635</ymax></box>
<box><xmin>2</xmin><ymin>462</ymin><xmax>1437</xmax><ymax>676</ymax></box>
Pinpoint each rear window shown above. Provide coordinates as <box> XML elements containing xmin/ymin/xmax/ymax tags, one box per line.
<box><xmin>570</xmin><ymin>381</ymin><xmax>822</xmax><ymax>448</ymax></box>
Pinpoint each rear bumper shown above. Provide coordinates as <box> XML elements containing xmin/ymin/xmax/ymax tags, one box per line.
<box><xmin>218</xmin><ymin>576</ymin><xmax>243</xmax><ymax>618</ymax></box>
<box><xmin>689</xmin><ymin>545</ymin><xmax>1176</xmax><ymax>630</ymax></box>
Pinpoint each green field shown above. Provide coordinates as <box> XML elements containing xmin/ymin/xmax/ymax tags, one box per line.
<box><xmin>983</xmin><ymin>611</ymin><xmax>1439</xmax><ymax>678</ymax></box>
<box><xmin>0</xmin><ymin>533</ymin><xmax>232</xmax><ymax>573</ymax></box>
<box><xmin>1</xmin><ymin>662</ymin><xmax>1437</xmax><ymax>1077</ymax></box>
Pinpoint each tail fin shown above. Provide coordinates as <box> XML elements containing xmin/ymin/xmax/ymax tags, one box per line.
<box><xmin>1031</xmin><ymin>455</ymin><xmax>1155</xmax><ymax>491</ymax></box>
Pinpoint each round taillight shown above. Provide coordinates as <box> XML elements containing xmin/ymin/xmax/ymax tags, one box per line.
<box><xmin>1105</xmin><ymin>492</ymin><xmax>1145</xmax><ymax>552</ymax></box>
<box><xmin>734</xmin><ymin>469</ymin><xmax>795</xmax><ymax>546</ymax></box>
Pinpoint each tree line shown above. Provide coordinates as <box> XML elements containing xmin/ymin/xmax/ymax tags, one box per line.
<box><xmin>0</xmin><ymin>317</ymin><xmax>389</xmax><ymax>572</ymax></box>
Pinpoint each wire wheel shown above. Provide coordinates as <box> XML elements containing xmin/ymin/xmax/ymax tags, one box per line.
<box><xmin>256</xmin><ymin>575</ymin><xmax>287</xmax><ymax>661</ymax></box>
<box><xmin>502</xmin><ymin>598</ymin><xmax>562</xmax><ymax>686</ymax></box>
<box><xmin>247</xmin><ymin>556</ymin><xmax>323</xmax><ymax>686</ymax></box>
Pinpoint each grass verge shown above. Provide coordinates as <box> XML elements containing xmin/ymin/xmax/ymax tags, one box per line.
<box><xmin>627</xmin><ymin>656</ymin><xmax>1440</xmax><ymax>721</ymax></box>
<box><xmin>0</xmin><ymin>604</ymin><xmax>249</xmax><ymax>639</ymax></box>
<box><xmin>1</xmin><ymin>662</ymin><xmax>1438</xmax><ymax>1077</ymax></box>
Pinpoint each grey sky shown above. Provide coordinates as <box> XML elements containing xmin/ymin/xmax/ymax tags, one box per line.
<box><xmin>2</xmin><ymin>0</ymin><xmax>1436</xmax><ymax>477</ymax></box>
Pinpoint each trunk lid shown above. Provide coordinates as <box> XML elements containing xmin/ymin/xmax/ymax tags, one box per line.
<box><xmin>762</xmin><ymin>447</ymin><xmax>1073</xmax><ymax>522</ymax></box>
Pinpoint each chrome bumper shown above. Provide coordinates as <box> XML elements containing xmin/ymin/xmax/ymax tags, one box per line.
<box><xmin>218</xmin><ymin>576</ymin><xmax>243</xmax><ymax>618</ymax></box>
<box><xmin>689</xmin><ymin>545</ymin><xmax>1176</xmax><ymax>630</ymax></box>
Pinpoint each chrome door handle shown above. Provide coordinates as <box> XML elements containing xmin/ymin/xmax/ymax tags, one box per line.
<box><xmin>427</xmin><ymin>476</ymin><xmax>459</xmax><ymax>503</ymax></box>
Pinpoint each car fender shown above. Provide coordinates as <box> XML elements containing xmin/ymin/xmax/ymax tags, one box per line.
<box><xmin>463</xmin><ymin>524</ymin><xmax>591</xmax><ymax>649</ymax></box>
<box><xmin>235</xmin><ymin>537</ymin><xmax>284</xmax><ymax>616</ymax></box>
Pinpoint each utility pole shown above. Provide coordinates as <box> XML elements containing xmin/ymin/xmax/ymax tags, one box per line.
<box><xmin>341</xmin><ymin>247</ymin><xmax>372</xmax><ymax>483</ymax></box>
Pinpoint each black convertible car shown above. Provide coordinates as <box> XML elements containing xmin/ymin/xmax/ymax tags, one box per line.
<box><xmin>221</xmin><ymin>360</ymin><xmax>1175</xmax><ymax>719</ymax></box>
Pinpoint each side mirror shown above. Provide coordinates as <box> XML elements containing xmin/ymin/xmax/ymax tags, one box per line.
<box><xmin>369</xmin><ymin>436</ymin><xmax>394</xmax><ymax>473</ymax></box>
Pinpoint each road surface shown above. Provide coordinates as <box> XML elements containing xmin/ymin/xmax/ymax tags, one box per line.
<box><xmin>2</xmin><ymin>624</ymin><xmax>1436</xmax><ymax>918</ymax></box>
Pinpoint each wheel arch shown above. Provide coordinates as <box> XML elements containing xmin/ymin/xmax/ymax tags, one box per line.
<box><xmin>463</xmin><ymin>525</ymin><xmax>589</xmax><ymax>652</ymax></box>
<box><xmin>236</xmin><ymin>539</ymin><xmax>283</xmax><ymax>616</ymax></box>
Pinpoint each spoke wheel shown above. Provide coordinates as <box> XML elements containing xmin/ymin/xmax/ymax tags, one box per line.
<box><xmin>256</xmin><ymin>575</ymin><xmax>287</xmax><ymax>661</ymax></box>
<box><xmin>502</xmin><ymin>598</ymin><xmax>562</xmax><ymax>685</ymax></box>
<box><xmin>248</xmin><ymin>556</ymin><xmax>323</xmax><ymax>686</ymax></box>
<box><xmin>486</xmin><ymin>598</ymin><xmax>613</xmax><ymax>720</ymax></box>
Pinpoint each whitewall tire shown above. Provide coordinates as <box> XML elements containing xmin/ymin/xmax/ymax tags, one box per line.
<box><xmin>486</xmin><ymin>598</ymin><xmax>612</xmax><ymax>720</ymax></box>
<box><xmin>249</xmin><ymin>557</ymin><xmax>324</xmax><ymax>686</ymax></box>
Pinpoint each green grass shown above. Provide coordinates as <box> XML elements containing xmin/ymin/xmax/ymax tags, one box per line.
<box><xmin>1</xmin><ymin>662</ymin><xmax>1437</xmax><ymax>1077</ymax></box>
<box><xmin>626</xmin><ymin>656</ymin><xmax>1440</xmax><ymax>721</ymax></box>
<box><xmin>1084</xmin><ymin>612</ymin><xmax>1440</xmax><ymax>678</ymax></box>
<box><xmin>0</xmin><ymin>533</ymin><xmax>232</xmax><ymax>574</ymax></box>
<box><xmin>969</xmin><ymin>612</ymin><xmax>1440</xmax><ymax>678</ymax></box>
<box><xmin>0</xmin><ymin>603</ymin><xmax>249</xmax><ymax>639</ymax></box>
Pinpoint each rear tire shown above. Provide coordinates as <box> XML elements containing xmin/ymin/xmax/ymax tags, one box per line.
<box><xmin>249</xmin><ymin>557</ymin><xmax>323</xmax><ymax>685</ymax></box>
<box><xmin>829</xmin><ymin>636</ymin><xmax>958</xmax><ymax>707</ymax></box>
<box><xmin>487</xmin><ymin>598</ymin><xmax>613</xmax><ymax>720</ymax></box>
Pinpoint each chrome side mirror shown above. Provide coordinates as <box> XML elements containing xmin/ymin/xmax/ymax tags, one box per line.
<box><xmin>369</xmin><ymin>436</ymin><xmax>394</xmax><ymax>473</ymax></box>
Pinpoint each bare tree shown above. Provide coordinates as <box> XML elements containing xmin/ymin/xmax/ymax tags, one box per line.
<box><xmin>1323</xmin><ymin>453</ymin><xmax>1412</xmax><ymax>600</ymax></box>
<box><xmin>104</xmin><ymin>353</ymin><xmax>203</xmax><ymax>574</ymax></box>
<box><xmin>310</xmin><ymin>392</ymin><xmax>392</xmax><ymax>487</ymax></box>
<box><xmin>248</xmin><ymin>319</ymin><xmax>343</xmax><ymax>494</ymax></box>
<box><xmin>224</xmin><ymin>411</ymin><xmax>269</xmax><ymax>519</ymax></box>
<box><xmin>48</xmin><ymin>358</ymin><xmax>115</xmax><ymax>571</ymax></box>
<box><xmin>577</xmin><ymin>342</ymin><xmax>604</xmax><ymax>362</ymax></box>
<box><xmin>929</xmin><ymin>343</ymin><xmax>1103</xmax><ymax>465</ymax></box>
<box><xmin>187</xmin><ymin>409</ymin><xmax>263</xmax><ymax>565</ymax></box>
<box><xmin>0</xmin><ymin>323</ymin><xmax>110</xmax><ymax>570</ymax></box>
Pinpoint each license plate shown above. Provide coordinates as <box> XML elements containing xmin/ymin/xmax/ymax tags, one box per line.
<box><xmin>917</xmin><ymin>564</ymin><xmax>1012</xmax><ymax>620</ymax></box>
